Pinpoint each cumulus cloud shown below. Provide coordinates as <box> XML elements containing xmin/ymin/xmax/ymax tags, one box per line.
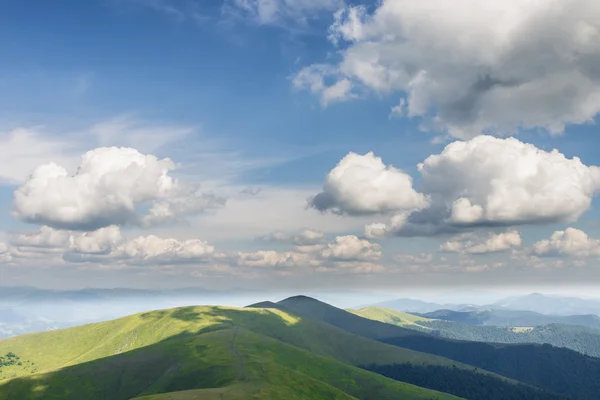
<box><xmin>13</xmin><ymin>147</ymin><xmax>225</xmax><ymax>231</ymax></box>
<box><xmin>232</xmin><ymin>234</ymin><xmax>383</xmax><ymax>273</ymax></box>
<box><xmin>232</xmin><ymin>250</ymin><xmax>318</xmax><ymax>268</ymax></box>
<box><xmin>100</xmin><ymin>235</ymin><xmax>216</xmax><ymax>265</ymax></box>
<box><xmin>258</xmin><ymin>228</ymin><xmax>327</xmax><ymax>246</ymax></box>
<box><xmin>532</xmin><ymin>228</ymin><xmax>600</xmax><ymax>257</ymax></box>
<box><xmin>225</xmin><ymin>0</ymin><xmax>343</xmax><ymax>26</ymax></box>
<box><xmin>359</xmin><ymin>136</ymin><xmax>600</xmax><ymax>237</ymax></box>
<box><xmin>8</xmin><ymin>225</ymin><xmax>216</xmax><ymax>266</ymax></box>
<box><xmin>297</xmin><ymin>0</ymin><xmax>600</xmax><ymax>138</ymax></box>
<box><xmin>419</xmin><ymin>136</ymin><xmax>600</xmax><ymax>225</ymax></box>
<box><xmin>320</xmin><ymin>235</ymin><xmax>382</xmax><ymax>261</ymax></box>
<box><xmin>7</xmin><ymin>226</ymin><xmax>123</xmax><ymax>263</ymax></box>
<box><xmin>440</xmin><ymin>230</ymin><xmax>522</xmax><ymax>254</ymax></box>
<box><xmin>5</xmin><ymin>225</ymin><xmax>382</xmax><ymax>274</ymax></box>
<box><xmin>309</xmin><ymin>152</ymin><xmax>428</xmax><ymax>216</ymax></box>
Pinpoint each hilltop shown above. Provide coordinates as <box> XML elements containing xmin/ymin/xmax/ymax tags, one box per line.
<box><xmin>257</xmin><ymin>296</ymin><xmax>600</xmax><ymax>400</ymax></box>
<box><xmin>0</xmin><ymin>296</ymin><xmax>592</xmax><ymax>400</ymax></box>
<box><xmin>0</xmin><ymin>303</ymin><xmax>463</xmax><ymax>400</ymax></box>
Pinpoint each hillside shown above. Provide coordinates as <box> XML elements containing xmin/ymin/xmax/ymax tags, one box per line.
<box><xmin>0</xmin><ymin>305</ymin><xmax>464</xmax><ymax>400</ymax></box>
<box><xmin>270</xmin><ymin>296</ymin><xmax>600</xmax><ymax>400</ymax></box>
<box><xmin>353</xmin><ymin>307</ymin><xmax>600</xmax><ymax>357</ymax></box>
<box><xmin>350</xmin><ymin>306</ymin><xmax>436</xmax><ymax>330</ymax></box>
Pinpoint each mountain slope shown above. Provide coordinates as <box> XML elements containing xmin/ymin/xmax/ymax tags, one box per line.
<box><xmin>354</xmin><ymin>306</ymin><xmax>600</xmax><ymax>357</ymax></box>
<box><xmin>350</xmin><ymin>306</ymin><xmax>435</xmax><ymax>330</ymax></box>
<box><xmin>0</xmin><ymin>305</ymin><xmax>463</xmax><ymax>400</ymax></box>
<box><xmin>273</xmin><ymin>296</ymin><xmax>600</xmax><ymax>400</ymax></box>
<box><xmin>267</xmin><ymin>295</ymin><xmax>423</xmax><ymax>340</ymax></box>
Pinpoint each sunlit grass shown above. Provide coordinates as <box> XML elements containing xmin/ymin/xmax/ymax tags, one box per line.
<box><xmin>0</xmin><ymin>305</ymin><xmax>464</xmax><ymax>400</ymax></box>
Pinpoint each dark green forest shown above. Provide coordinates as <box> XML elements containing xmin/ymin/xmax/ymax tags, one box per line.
<box><xmin>364</xmin><ymin>363</ymin><xmax>571</xmax><ymax>400</ymax></box>
<box><xmin>411</xmin><ymin>321</ymin><xmax>600</xmax><ymax>358</ymax></box>
<box><xmin>381</xmin><ymin>335</ymin><xmax>600</xmax><ymax>400</ymax></box>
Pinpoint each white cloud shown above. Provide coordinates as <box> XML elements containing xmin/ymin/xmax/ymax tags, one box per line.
<box><xmin>231</xmin><ymin>234</ymin><xmax>383</xmax><ymax>273</ymax></box>
<box><xmin>3</xmin><ymin>225</ymin><xmax>382</xmax><ymax>275</ymax></box>
<box><xmin>418</xmin><ymin>136</ymin><xmax>600</xmax><ymax>225</ymax></box>
<box><xmin>299</xmin><ymin>0</ymin><xmax>600</xmax><ymax>138</ymax></box>
<box><xmin>440</xmin><ymin>230</ymin><xmax>522</xmax><ymax>254</ymax></box>
<box><xmin>8</xmin><ymin>225</ymin><xmax>216</xmax><ymax>266</ymax></box>
<box><xmin>362</xmin><ymin>136</ymin><xmax>600</xmax><ymax>237</ymax></box>
<box><xmin>394</xmin><ymin>252</ymin><xmax>433</xmax><ymax>264</ymax></box>
<box><xmin>532</xmin><ymin>228</ymin><xmax>600</xmax><ymax>257</ymax></box>
<box><xmin>105</xmin><ymin>235</ymin><xmax>216</xmax><ymax>264</ymax></box>
<box><xmin>394</xmin><ymin>253</ymin><xmax>505</xmax><ymax>274</ymax></box>
<box><xmin>364</xmin><ymin>213</ymin><xmax>409</xmax><ymax>238</ymax></box>
<box><xmin>320</xmin><ymin>235</ymin><xmax>381</xmax><ymax>261</ymax></box>
<box><xmin>69</xmin><ymin>226</ymin><xmax>123</xmax><ymax>254</ymax></box>
<box><xmin>7</xmin><ymin>226</ymin><xmax>123</xmax><ymax>263</ymax></box>
<box><xmin>232</xmin><ymin>250</ymin><xmax>318</xmax><ymax>268</ymax></box>
<box><xmin>0</xmin><ymin>117</ymin><xmax>195</xmax><ymax>186</ymax></box>
<box><xmin>293</xmin><ymin>65</ymin><xmax>356</xmax><ymax>106</ymax></box>
<box><xmin>13</xmin><ymin>147</ymin><xmax>225</xmax><ymax>231</ymax></box>
<box><xmin>225</xmin><ymin>0</ymin><xmax>343</xmax><ymax>26</ymax></box>
<box><xmin>258</xmin><ymin>228</ymin><xmax>327</xmax><ymax>246</ymax></box>
<box><xmin>309</xmin><ymin>152</ymin><xmax>428</xmax><ymax>215</ymax></box>
<box><xmin>10</xmin><ymin>226</ymin><xmax>72</xmax><ymax>249</ymax></box>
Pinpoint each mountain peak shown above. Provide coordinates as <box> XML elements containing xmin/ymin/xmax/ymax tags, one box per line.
<box><xmin>245</xmin><ymin>301</ymin><xmax>278</xmax><ymax>309</ymax></box>
<box><xmin>279</xmin><ymin>295</ymin><xmax>322</xmax><ymax>303</ymax></box>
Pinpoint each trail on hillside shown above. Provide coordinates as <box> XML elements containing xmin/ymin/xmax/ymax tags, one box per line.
<box><xmin>229</xmin><ymin>327</ymin><xmax>248</xmax><ymax>383</ymax></box>
<box><xmin>219</xmin><ymin>327</ymin><xmax>249</xmax><ymax>400</ymax></box>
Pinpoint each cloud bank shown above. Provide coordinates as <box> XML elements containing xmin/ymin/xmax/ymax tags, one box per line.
<box><xmin>324</xmin><ymin>136</ymin><xmax>600</xmax><ymax>237</ymax></box>
<box><xmin>296</xmin><ymin>0</ymin><xmax>600</xmax><ymax>138</ymax></box>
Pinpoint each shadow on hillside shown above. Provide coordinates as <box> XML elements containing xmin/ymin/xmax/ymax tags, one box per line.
<box><xmin>0</xmin><ymin>306</ymin><xmax>307</xmax><ymax>400</ymax></box>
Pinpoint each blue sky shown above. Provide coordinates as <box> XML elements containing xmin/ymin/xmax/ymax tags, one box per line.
<box><xmin>1</xmin><ymin>0</ymin><xmax>600</xmax><ymax>293</ymax></box>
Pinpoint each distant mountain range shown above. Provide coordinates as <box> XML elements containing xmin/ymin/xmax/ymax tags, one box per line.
<box><xmin>417</xmin><ymin>309</ymin><xmax>600</xmax><ymax>329</ymax></box>
<box><xmin>373</xmin><ymin>293</ymin><xmax>600</xmax><ymax>317</ymax></box>
<box><xmin>353</xmin><ymin>306</ymin><xmax>600</xmax><ymax>358</ymax></box>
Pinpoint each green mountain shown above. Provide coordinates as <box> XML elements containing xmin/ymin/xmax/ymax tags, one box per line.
<box><xmin>351</xmin><ymin>306</ymin><xmax>436</xmax><ymax>330</ymax></box>
<box><xmin>0</xmin><ymin>304</ymin><xmax>464</xmax><ymax>400</ymax></box>
<box><xmin>353</xmin><ymin>306</ymin><xmax>600</xmax><ymax>357</ymax></box>
<box><xmin>0</xmin><ymin>297</ymin><xmax>590</xmax><ymax>400</ymax></box>
<box><xmin>262</xmin><ymin>296</ymin><xmax>600</xmax><ymax>400</ymax></box>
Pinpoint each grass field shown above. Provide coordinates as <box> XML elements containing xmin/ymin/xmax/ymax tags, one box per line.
<box><xmin>0</xmin><ymin>306</ymin><xmax>464</xmax><ymax>400</ymax></box>
<box><xmin>350</xmin><ymin>307</ymin><xmax>435</xmax><ymax>330</ymax></box>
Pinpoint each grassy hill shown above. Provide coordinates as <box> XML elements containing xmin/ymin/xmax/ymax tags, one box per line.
<box><xmin>350</xmin><ymin>306</ymin><xmax>435</xmax><ymax>330</ymax></box>
<box><xmin>262</xmin><ymin>295</ymin><xmax>424</xmax><ymax>340</ymax></box>
<box><xmin>0</xmin><ymin>305</ymin><xmax>463</xmax><ymax>400</ymax></box>
<box><xmin>266</xmin><ymin>296</ymin><xmax>600</xmax><ymax>400</ymax></box>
